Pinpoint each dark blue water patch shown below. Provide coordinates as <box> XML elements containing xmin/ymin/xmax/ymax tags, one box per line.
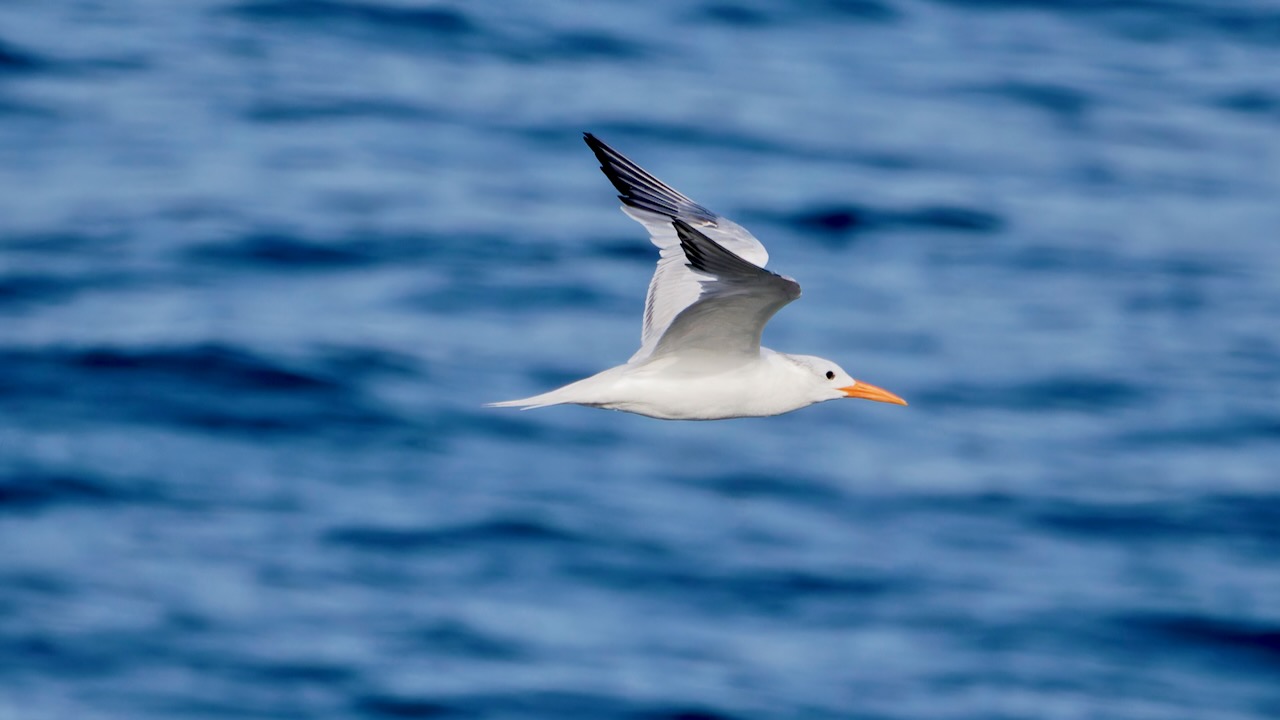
<box><xmin>917</xmin><ymin>489</ymin><xmax>1023</xmax><ymax>515</ymax></box>
<box><xmin>1117</xmin><ymin>612</ymin><xmax>1280</xmax><ymax>669</ymax></box>
<box><xmin>70</xmin><ymin>54</ymin><xmax>153</xmax><ymax>75</ymax></box>
<box><xmin>0</xmin><ymin>38</ymin><xmax>48</xmax><ymax>76</ymax></box>
<box><xmin>229</xmin><ymin>0</ymin><xmax>477</xmax><ymax>37</ymax></box>
<box><xmin>964</xmin><ymin>80</ymin><xmax>1093</xmax><ymax>124</ymax></box>
<box><xmin>899</xmin><ymin>206</ymin><xmax>1004</xmax><ymax>232</ymax></box>
<box><xmin>0</xmin><ymin>273</ymin><xmax>80</xmax><ymax>309</ymax></box>
<box><xmin>313</xmin><ymin>344</ymin><xmax>423</xmax><ymax>381</ymax></box>
<box><xmin>0</xmin><ymin>37</ymin><xmax>147</xmax><ymax>82</ymax></box>
<box><xmin>243</xmin><ymin>97</ymin><xmax>440</xmax><ymax>124</ymax></box>
<box><xmin>573</xmin><ymin>562</ymin><xmax>898</xmax><ymax>617</ymax></box>
<box><xmin>184</xmin><ymin>651</ymin><xmax>361</xmax><ymax>688</ymax></box>
<box><xmin>1123</xmin><ymin>282</ymin><xmax>1206</xmax><ymax>316</ymax></box>
<box><xmin>583</xmin><ymin>122</ymin><xmax>800</xmax><ymax>159</ymax></box>
<box><xmin>902</xmin><ymin>492</ymin><xmax>1280</xmax><ymax>557</ymax></box>
<box><xmin>1194</xmin><ymin>6</ymin><xmax>1280</xmax><ymax>46</ymax></box>
<box><xmin>697</xmin><ymin>3</ymin><xmax>775</xmax><ymax>27</ymax></box>
<box><xmin>1216</xmin><ymin>90</ymin><xmax>1280</xmax><ymax>119</ymax></box>
<box><xmin>593</xmin><ymin>236</ymin><xmax>661</xmax><ymax>263</ymax></box>
<box><xmin>162</xmin><ymin>639</ymin><xmax>362</xmax><ymax>689</ymax></box>
<box><xmin>1068</xmin><ymin>158</ymin><xmax>1122</xmax><ymax>189</ymax></box>
<box><xmin>782</xmin><ymin>206</ymin><xmax>870</xmax><ymax>236</ymax></box>
<box><xmin>0</xmin><ymin>270</ymin><xmax>138</xmax><ymax>312</ymax></box>
<box><xmin>1147</xmin><ymin>254</ymin><xmax>1236</xmax><ymax>280</ymax></box>
<box><xmin>228</xmin><ymin>1</ymin><xmax>644</xmax><ymax>64</ymax></box>
<box><xmin>188</xmin><ymin>232</ymin><xmax>389</xmax><ymax>269</ymax></box>
<box><xmin>354</xmin><ymin>694</ymin><xmax>473</xmax><ymax>719</ymax></box>
<box><xmin>0</xmin><ymin>468</ymin><xmax>154</xmax><ymax>513</ymax></box>
<box><xmin>931</xmin><ymin>0</ymin><xmax>1280</xmax><ymax>46</ymax></box>
<box><xmin>0</xmin><ymin>344</ymin><xmax>412</xmax><ymax>439</ymax></box>
<box><xmin>0</xmin><ymin>631</ymin><xmax>130</xmax><ymax>678</ymax></box>
<box><xmin>819</xmin><ymin>0</ymin><xmax>901</xmax><ymax>21</ymax></box>
<box><xmin>0</xmin><ymin>571</ymin><xmax>69</xmax><ymax>598</ymax></box>
<box><xmin>1027</xmin><ymin>502</ymin><xmax>1192</xmax><ymax>542</ymax></box>
<box><xmin>630</xmin><ymin>708</ymin><xmax>748</xmax><ymax>720</ymax></box>
<box><xmin>326</xmin><ymin>517</ymin><xmax>588</xmax><ymax>554</ymax></box>
<box><xmin>1183</xmin><ymin>493</ymin><xmax>1280</xmax><ymax>547</ymax></box>
<box><xmin>585</xmin><ymin>122</ymin><xmax>833</xmax><ymax>165</ymax></box>
<box><xmin>532</xmin><ymin>122</ymin><xmax>920</xmax><ymax>172</ymax></box>
<box><xmin>914</xmin><ymin>375</ymin><xmax>1147</xmax><ymax>414</ymax></box>
<box><xmin>1226</xmin><ymin>335</ymin><xmax>1280</xmax><ymax>384</ymax></box>
<box><xmin>690</xmin><ymin>471</ymin><xmax>849</xmax><ymax>506</ymax></box>
<box><xmin>1027</xmin><ymin>494</ymin><xmax>1280</xmax><ymax>549</ymax></box>
<box><xmin>225</xmin><ymin>0</ymin><xmax>490</xmax><ymax>65</ymax></box>
<box><xmin>248</xmin><ymin>660</ymin><xmax>357</xmax><ymax>685</ymax></box>
<box><xmin>3</xmin><ymin>230</ymin><xmax>127</xmax><ymax>256</ymax></box>
<box><xmin>408</xmin><ymin>620</ymin><xmax>527</xmax><ymax>661</ymax></box>
<box><xmin>766</xmin><ymin>203</ymin><xmax>1003</xmax><ymax>245</ymax></box>
<box><xmin>997</xmin><ymin>245</ymin><xmax>1235</xmax><ymax>286</ymax></box>
<box><xmin>70</xmin><ymin>344</ymin><xmax>337</xmax><ymax>391</ymax></box>
<box><xmin>159</xmin><ymin>402</ymin><xmax>396</xmax><ymax>438</ymax></box>
<box><xmin>357</xmin><ymin>691</ymin><xmax>752</xmax><ymax>720</ymax></box>
<box><xmin>187</xmin><ymin>229</ymin><xmax>538</xmax><ymax>274</ymax></box>
<box><xmin>696</xmin><ymin>0</ymin><xmax>898</xmax><ymax>27</ymax></box>
<box><xmin>0</xmin><ymin>97</ymin><xmax>58</xmax><ymax>118</ymax></box>
<box><xmin>409</xmin><ymin>279</ymin><xmax>617</xmax><ymax>315</ymax></box>
<box><xmin>531</xmin><ymin>30</ymin><xmax>647</xmax><ymax>62</ymax></box>
<box><xmin>1119</xmin><ymin>415</ymin><xmax>1280</xmax><ymax>449</ymax></box>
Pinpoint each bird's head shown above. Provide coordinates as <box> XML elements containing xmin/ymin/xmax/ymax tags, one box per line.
<box><xmin>787</xmin><ymin>355</ymin><xmax>908</xmax><ymax>407</ymax></box>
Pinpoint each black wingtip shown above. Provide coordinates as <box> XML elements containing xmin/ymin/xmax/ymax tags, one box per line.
<box><xmin>582</xmin><ymin>132</ymin><xmax>620</xmax><ymax>174</ymax></box>
<box><xmin>581</xmin><ymin>132</ymin><xmax>632</xmax><ymax>197</ymax></box>
<box><xmin>672</xmin><ymin>219</ymin><xmax>713</xmax><ymax>274</ymax></box>
<box><xmin>580</xmin><ymin>134</ymin><xmax>715</xmax><ymax>221</ymax></box>
<box><xmin>674</xmin><ymin>218</ymin><xmax>787</xmax><ymax>293</ymax></box>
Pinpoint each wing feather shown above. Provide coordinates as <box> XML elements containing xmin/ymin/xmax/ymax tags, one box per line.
<box><xmin>583</xmin><ymin>133</ymin><xmax>775</xmax><ymax>361</ymax></box>
<box><xmin>650</xmin><ymin>220</ymin><xmax>800</xmax><ymax>358</ymax></box>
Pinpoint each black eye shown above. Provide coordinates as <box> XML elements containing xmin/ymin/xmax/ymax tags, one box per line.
<box><xmin>825</xmin><ymin>370</ymin><xmax>835</xmax><ymax>380</ymax></box>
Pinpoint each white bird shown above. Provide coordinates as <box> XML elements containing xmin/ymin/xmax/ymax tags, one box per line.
<box><xmin>489</xmin><ymin>133</ymin><xmax>907</xmax><ymax>420</ymax></box>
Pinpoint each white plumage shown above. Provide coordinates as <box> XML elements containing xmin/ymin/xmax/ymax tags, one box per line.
<box><xmin>489</xmin><ymin>133</ymin><xmax>906</xmax><ymax>420</ymax></box>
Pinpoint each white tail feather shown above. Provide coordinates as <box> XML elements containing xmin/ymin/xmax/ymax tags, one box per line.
<box><xmin>484</xmin><ymin>393</ymin><xmax>566</xmax><ymax>411</ymax></box>
<box><xmin>486</xmin><ymin>370</ymin><xmax>619</xmax><ymax>411</ymax></box>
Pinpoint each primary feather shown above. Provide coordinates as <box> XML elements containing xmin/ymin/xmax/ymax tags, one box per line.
<box><xmin>583</xmin><ymin>132</ymin><xmax>772</xmax><ymax>362</ymax></box>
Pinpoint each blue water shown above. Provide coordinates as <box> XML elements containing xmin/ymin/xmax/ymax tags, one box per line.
<box><xmin>2</xmin><ymin>1</ymin><xmax>1279</xmax><ymax>718</ymax></box>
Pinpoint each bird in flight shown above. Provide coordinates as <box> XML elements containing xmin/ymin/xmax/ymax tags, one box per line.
<box><xmin>489</xmin><ymin>133</ymin><xmax>907</xmax><ymax>420</ymax></box>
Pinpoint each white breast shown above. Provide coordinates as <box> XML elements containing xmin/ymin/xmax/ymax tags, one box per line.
<box><xmin>583</xmin><ymin>351</ymin><xmax>816</xmax><ymax>420</ymax></box>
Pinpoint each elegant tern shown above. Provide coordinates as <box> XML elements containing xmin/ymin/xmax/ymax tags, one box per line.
<box><xmin>489</xmin><ymin>133</ymin><xmax>907</xmax><ymax>420</ymax></box>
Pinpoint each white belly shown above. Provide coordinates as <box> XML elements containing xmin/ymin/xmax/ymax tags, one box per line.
<box><xmin>587</xmin><ymin>352</ymin><xmax>812</xmax><ymax>420</ymax></box>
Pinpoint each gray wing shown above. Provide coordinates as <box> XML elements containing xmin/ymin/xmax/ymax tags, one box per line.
<box><xmin>583</xmin><ymin>133</ymin><xmax>773</xmax><ymax>361</ymax></box>
<box><xmin>651</xmin><ymin>219</ymin><xmax>801</xmax><ymax>358</ymax></box>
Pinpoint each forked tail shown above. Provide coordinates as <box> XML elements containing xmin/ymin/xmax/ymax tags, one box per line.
<box><xmin>484</xmin><ymin>390</ymin><xmax>567</xmax><ymax>411</ymax></box>
<box><xmin>485</xmin><ymin>370</ymin><xmax>615</xmax><ymax>411</ymax></box>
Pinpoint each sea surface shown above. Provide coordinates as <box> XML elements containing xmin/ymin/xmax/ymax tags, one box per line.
<box><xmin>2</xmin><ymin>1</ymin><xmax>1279</xmax><ymax>718</ymax></box>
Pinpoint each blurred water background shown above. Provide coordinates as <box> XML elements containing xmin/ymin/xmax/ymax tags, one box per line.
<box><xmin>2</xmin><ymin>0</ymin><xmax>1280</xmax><ymax>718</ymax></box>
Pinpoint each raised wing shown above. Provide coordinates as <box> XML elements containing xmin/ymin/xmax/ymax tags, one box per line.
<box><xmin>651</xmin><ymin>219</ymin><xmax>801</xmax><ymax>358</ymax></box>
<box><xmin>583</xmin><ymin>133</ymin><xmax>772</xmax><ymax>361</ymax></box>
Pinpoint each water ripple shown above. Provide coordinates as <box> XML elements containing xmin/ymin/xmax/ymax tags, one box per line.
<box><xmin>229</xmin><ymin>0</ymin><xmax>477</xmax><ymax>37</ymax></box>
<box><xmin>768</xmin><ymin>203</ymin><xmax>1004</xmax><ymax>244</ymax></box>
<box><xmin>1120</xmin><ymin>612</ymin><xmax>1280</xmax><ymax>668</ymax></box>
<box><xmin>916</xmin><ymin>375</ymin><xmax>1148</xmax><ymax>413</ymax></box>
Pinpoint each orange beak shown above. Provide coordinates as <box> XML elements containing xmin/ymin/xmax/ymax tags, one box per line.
<box><xmin>838</xmin><ymin>381</ymin><xmax>907</xmax><ymax>406</ymax></box>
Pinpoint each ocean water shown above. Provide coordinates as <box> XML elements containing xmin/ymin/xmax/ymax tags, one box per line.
<box><xmin>2</xmin><ymin>0</ymin><xmax>1279</xmax><ymax>718</ymax></box>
